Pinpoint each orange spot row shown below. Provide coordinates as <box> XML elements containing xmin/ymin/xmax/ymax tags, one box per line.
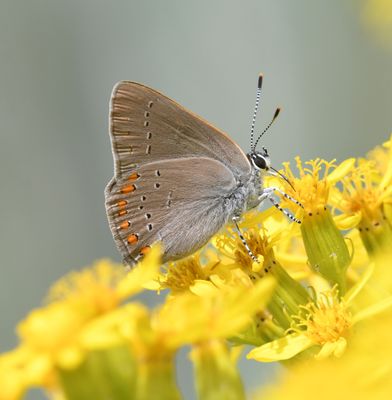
<box><xmin>122</xmin><ymin>184</ymin><xmax>136</xmax><ymax>194</ymax></box>
<box><xmin>118</xmin><ymin>210</ymin><xmax>127</xmax><ymax>216</ymax></box>
<box><xmin>127</xmin><ymin>234</ymin><xmax>138</xmax><ymax>244</ymax></box>
<box><xmin>117</xmin><ymin>200</ymin><xmax>127</xmax><ymax>208</ymax></box>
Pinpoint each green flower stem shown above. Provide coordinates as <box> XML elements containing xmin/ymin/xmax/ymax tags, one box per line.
<box><xmin>58</xmin><ymin>346</ymin><xmax>137</xmax><ymax>400</ymax></box>
<box><xmin>136</xmin><ymin>355</ymin><xmax>181</xmax><ymax>400</ymax></box>
<box><xmin>191</xmin><ymin>340</ymin><xmax>245</xmax><ymax>400</ymax></box>
<box><xmin>263</xmin><ymin>253</ymin><xmax>310</xmax><ymax>330</ymax></box>
<box><xmin>266</xmin><ymin>298</ymin><xmax>292</xmax><ymax>330</ymax></box>
<box><xmin>270</xmin><ymin>261</ymin><xmax>310</xmax><ymax>312</ymax></box>
<box><xmin>301</xmin><ymin>207</ymin><xmax>350</xmax><ymax>294</ymax></box>
<box><xmin>230</xmin><ymin>315</ymin><xmax>286</xmax><ymax>346</ymax></box>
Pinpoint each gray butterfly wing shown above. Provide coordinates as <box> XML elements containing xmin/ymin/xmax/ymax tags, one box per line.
<box><xmin>109</xmin><ymin>81</ymin><xmax>251</xmax><ymax>182</ymax></box>
<box><xmin>105</xmin><ymin>157</ymin><xmax>238</xmax><ymax>264</ymax></box>
<box><xmin>106</xmin><ymin>81</ymin><xmax>251</xmax><ymax>264</ymax></box>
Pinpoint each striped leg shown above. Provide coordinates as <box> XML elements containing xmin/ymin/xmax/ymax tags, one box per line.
<box><xmin>259</xmin><ymin>187</ymin><xmax>303</xmax><ymax>224</ymax></box>
<box><xmin>232</xmin><ymin>217</ymin><xmax>259</xmax><ymax>262</ymax></box>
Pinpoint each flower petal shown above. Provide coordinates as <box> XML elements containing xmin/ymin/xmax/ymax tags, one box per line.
<box><xmin>190</xmin><ymin>280</ymin><xmax>218</xmax><ymax>296</ymax></box>
<box><xmin>117</xmin><ymin>244</ymin><xmax>161</xmax><ymax>299</ymax></box>
<box><xmin>314</xmin><ymin>341</ymin><xmax>337</xmax><ymax>360</ymax></box>
<box><xmin>334</xmin><ymin>337</ymin><xmax>347</xmax><ymax>358</ymax></box>
<box><xmin>314</xmin><ymin>337</ymin><xmax>346</xmax><ymax>360</ymax></box>
<box><xmin>246</xmin><ymin>333</ymin><xmax>313</xmax><ymax>362</ymax></box>
<box><xmin>327</xmin><ymin>158</ymin><xmax>356</xmax><ymax>183</ymax></box>
<box><xmin>334</xmin><ymin>212</ymin><xmax>362</xmax><ymax>230</ymax></box>
<box><xmin>142</xmin><ymin>279</ymin><xmax>162</xmax><ymax>291</ymax></box>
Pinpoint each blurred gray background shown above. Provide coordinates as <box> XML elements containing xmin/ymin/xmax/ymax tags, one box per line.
<box><xmin>1</xmin><ymin>0</ymin><xmax>391</xmax><ymax>399</ymax></box>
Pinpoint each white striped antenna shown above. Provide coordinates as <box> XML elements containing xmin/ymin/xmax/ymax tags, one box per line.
<box><xmin>250</xmin><ymin>73</ymin><xmax>263</xmax><ymax>152</ymax></box>
<box><xmin>253</xmin><ymin>107</ymin><xmax>281</xmax><ymax>151</ymax></box>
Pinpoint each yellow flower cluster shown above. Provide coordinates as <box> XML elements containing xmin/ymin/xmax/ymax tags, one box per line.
<box><xmin>255</xmin><ymin>259</ymin><xmax>392</xmax><ymax>400</ymax></box>
<box><xmin>0</xmin><ymin>246</ymin><xmax>274</xmax><ymax>400</ymax></box>
<box><xmin>1</xmin><ymin>135</ymin><xmax>392</xmax><ymax>399</ymax></box>
<box><xmin>157</xmin><ymin>135</ymin><xmax>392</xmax><ymax>369</ymax></box>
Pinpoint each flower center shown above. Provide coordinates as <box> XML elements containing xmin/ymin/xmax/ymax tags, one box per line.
<box><xmin>278</xmin><ymin>157</ymin><xmax>336</xmax><ymax>214</ymax></box>
<box><xmin>339</xmin><ymin>163</ymin><xmax>386</xmax><ymax>224</ymax></box>
<box><xmin>295</xmin><ymin>288</ymin><xmax>352</xmax><ymax>344</ymax></box>
<box><xmin>163</xmin><ymin>257</ymin><xmax>208</xmax><ymax>292</ymax></box>
<box><xmin>232</xmin><ymin>230</ymin><xmax>273</xmax><ymax>274</ymax></box>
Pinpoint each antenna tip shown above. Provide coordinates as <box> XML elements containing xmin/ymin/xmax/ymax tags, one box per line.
<box><xmin>257</xmin><ymin>73</ymin><xmax>263</xmax><ymax>89</ymax></box>
<box><xmin>273</xmin><ymin>107</ymin><xmax>281</xmax><ymax>119</ymax></box>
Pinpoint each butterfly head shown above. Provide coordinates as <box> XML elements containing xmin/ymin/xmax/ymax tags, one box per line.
<box><xmin>248</xmin><ymin>146</ymin><xmax>296</xmax><ymax>190</ymax></box>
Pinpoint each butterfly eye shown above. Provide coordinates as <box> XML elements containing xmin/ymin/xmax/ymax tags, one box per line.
<box><xmin>253</xmin><ymin>155</ymin><xmax>268</xmax><ymax>170</ymax></box>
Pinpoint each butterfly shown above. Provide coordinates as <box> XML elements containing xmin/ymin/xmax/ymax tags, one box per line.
<box><xmin>105</xmin><ymin>75</ymin><xmax>302</xmax><ymax>266</ymax></box>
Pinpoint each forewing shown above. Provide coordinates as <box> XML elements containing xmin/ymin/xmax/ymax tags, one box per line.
<box><xmin>109</xmin><ymin>81</ymin><xmax>251</xmax><ymax>183</ymax></box>
<box><xmin>105</xmin><ymin>157</ymin><xmax>237</xmax><ymax>264</ymax></box>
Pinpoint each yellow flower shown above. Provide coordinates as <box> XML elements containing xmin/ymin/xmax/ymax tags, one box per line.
<box><xmin>0</xmin><ymin>247</ymin><xmax>161</xmax><ymax>397</ymax></box>
<box><xmin>158</xmin><ymin>252</ymin><xmax>226</xmax><ymax>294</ymax></box>
<box><xmin>213</xmin><ymin>224</ymin><xmax>306</xmax><ymax>291</ymax></box>
<box><xmin>367</xmin><ymin>133</ymin><xmax>392</xmax><ymax>176</ymax></box>
<box><xmin>268</xmin><ymin>157</ymin><xmax>354</xmax><ymax>291</ymax></box>
<box><xmin>20</xmin><ymin>249</ymin><xmax>160</xmax><ymax>365</ymax></box>
<box><xmin>0</xmin><ymin>346</ymin><xmax>50</xmax><ymax>400</ymax></box>
<box><xmin>253</xmin><ymin>314</ymin><xmax>392</xmax><ymax>400</ymax></box>
<box><xmin>75</xmin><ymin>304</ymin><xmax>176</xmax><ymax>400</ymax></box>
<box><xmin>213</xmin><ymin>220</ymin><xmax>284</xmax><ymax>273</ymax></box>
<box><xmin>154</xmin><ymin>276</ymin><xmax>276</xmax><ymax>350</ymax></box>
<box><xmin>331</xmin><ymin>156</ymin><xmax>392</xmax><ymax>255</ymax></box>
<box><xmin>212</xmin><ymin>225</ymin><xmax>311</xmax><ymax>344</ymax></box>
<box><xmin>273</xmin><ymin>157</ymin><xmax>355</xmax><ymax>215</ymax></box>
<box><xmin>48</xmin><ymin>248</ymin><xmax>161</xmax><ymax>304</ymax></box>
<box><xmin>158</xmin><ymin>221</ymin><xmax>282</xmax><ymax>298</ymax></box>
<box><xmin>247</xmin><ymin>262</ymin><xmax>392</xmax><ymax>362</ymax></box>
<box><xmin>332</xmin><ymin>161</ymin><xmax>391</xmax><ymax>227</ymax></box>
<box><xmin>76</xmin><ymin>275</ymin><xmax>276</xmax><ymax>400</ymax></box>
